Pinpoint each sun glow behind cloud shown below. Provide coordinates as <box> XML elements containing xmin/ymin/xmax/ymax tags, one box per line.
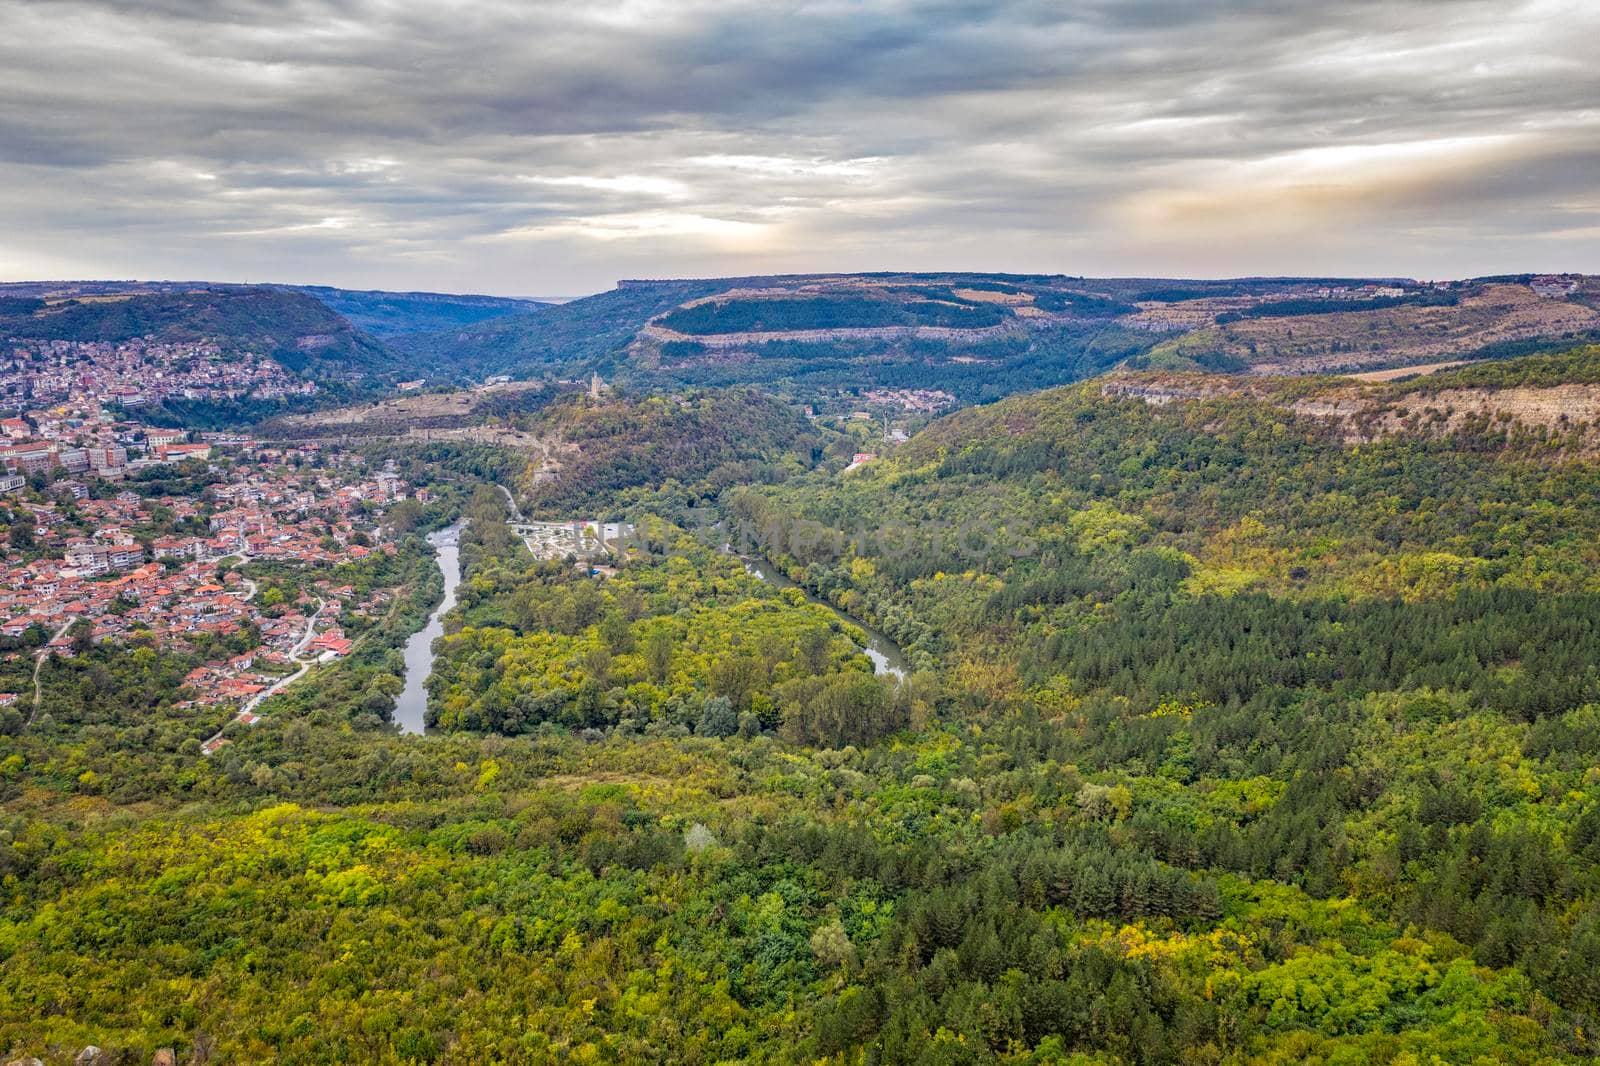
<box><xmin>1118</xmin><ymin>134</ymin><xmax>1543</xmax><ymax>236</ymax></box>
<box><xmin>501</xmin><ymin>210</ymin><xmax>775</xmax><ymax>246</ymax></box>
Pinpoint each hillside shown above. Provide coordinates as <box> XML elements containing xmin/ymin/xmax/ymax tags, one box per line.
<box><xmin>1103</xmin><ymin>344</ymin><xmax>1600</xmax><ymax>454</ymax></box>
<box><xmin>727</xmin><ymin>342</ymin><xmax>1600</xmax><ymax>991</ymax></box>
<box><xmin>0</xmin><ymin>287</ymin><xmax>395</xmax><ymax>379</ymax></box>
<box><xmin>394</xmin><ymin>273</ymin><xmax>1164</xmax><ymax>404</ymax></box>
<box><xmin>258</xmin><ymin>384</ymin><xmax>826</xmax><ymax>511</ymax></box>
<box><xmin>8</xmin><ymin>347</ymin><xmax>1600</xmax><ymax>1062</ymax></box>
<box><xmin>0</xmin><ymin>279</ymin><xmax>553</xmax><ymax>341</ymax></box>
<box><xmin>732</xmin><ymin>343</ymin><xmax>1600</xmax><ymax>663</ymax></box>
<box><xmin>255</xmin><ymin>379</ymin><xmax>570</xmax><ymax>445</ymax></box>
<box><xmin>1139</xmin><ymin>278</ymin><xmax>1600</xmax><ymax>374</ymax></box>
<box><xmin>281</xmin><ymin>285</ymin><xmax>552</xmax><ymax>337</ymax></box>
<box><xmin>698</xmin><ymin>350</ymin><xmax>1600</xmax><ymax>1061</ymax></box>
<box><xmin>394</xmin><ymin>273</ymin><xmax>1600</xmax><ymax>409</ymax></box>
<box><xmin>514</xmin><ymin>388</ymin><xmax>826</xmax><ymax>516</ymax></box>
<box><xmin>392</xmin><ymin>277</ymin><xmax>729</xmax><ymax>375</ymax></box>
<box><xmin>0</xmin><ymin>286</ymin><xmax>416</xmax><ymax>430</ymax></box>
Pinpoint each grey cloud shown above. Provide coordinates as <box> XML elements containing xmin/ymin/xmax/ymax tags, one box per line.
<box><xmin>0</xmin><ymin>0</ymin><xmax>1596</xmax><ymax>293</ymax></box>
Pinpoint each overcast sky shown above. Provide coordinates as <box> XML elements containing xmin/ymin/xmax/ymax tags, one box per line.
<box><xmin>2</xmin><ymin>0</ymin><xmax>1597</xmax><ymax>297</ymax></box>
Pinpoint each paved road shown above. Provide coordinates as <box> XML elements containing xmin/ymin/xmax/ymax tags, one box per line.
<box><xmin>202</xmin><ymin>598</ymin><xmax>325</xmax><ymax>753</ymax></box>
<box><xmin>25</xmin><ymin>550</ymin><xmax>254</xmax><ymax>733</ymax></box>
<box><xmin>201</xmin><ymin>548</ymin><xmax>252</xmax><ymax>568</ymax></box>
<box><xmin>295</xmin><ymin>599</ymin><xmax>327</xmax><ymax>652</ymax></box>
<box><xmin>198</xmin><ymin>549</ymin><xmax>258</xmax><ymax>605</ymax></box>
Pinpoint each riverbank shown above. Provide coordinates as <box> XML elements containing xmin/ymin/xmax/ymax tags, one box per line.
<box><xmin>741</xmin><ymin>555</ymin><xmax>908</xmax><ymax>679</ymax></box>
<box><xmin>393</xmin><ymin>520</ymin><xmax>466</xmax><ymax>734</ymax></box>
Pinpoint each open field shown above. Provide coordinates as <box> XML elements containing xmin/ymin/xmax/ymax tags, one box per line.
<box><xmin>274</xmin><ymin>379</ymin><xmax>545</xmax><ymax>427</ymax></box>
<box><xmin>1344</xmin><ymin>359</ymin><xmax>1473</xmax><ymax>382</ymax></box>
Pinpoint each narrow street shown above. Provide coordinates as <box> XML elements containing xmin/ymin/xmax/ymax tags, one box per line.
<box><xmin>201</xmin><ymin>598</ymin><xmax>325</xmax><ymax>753</ymax></box>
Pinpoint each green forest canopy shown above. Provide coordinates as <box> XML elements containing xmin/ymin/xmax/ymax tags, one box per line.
<box><xmin>5</xmin><ymin>348</ymin><xmax>1600</xmax><ymax>1062</ymax></box>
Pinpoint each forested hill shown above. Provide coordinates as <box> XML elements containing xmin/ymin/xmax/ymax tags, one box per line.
<box><xmin>710</xmin><ymin>343</ymin><xmax>1600</xmax><ymax>1057</ymax></box>
<box><xmin>0</xmin><ymin>279</ymin><xmax>552</xmax><ymax>342</ymax></box>
<box><xmin>390</xmin><ymin>272</ymin><xmax>1600</xmax><ymax>407</ymax></box>
<box><xmin>0</xmin><ymin>287</ymin><xmax>396</xmax><ymax>379</ymax></box>
<box><xmin>517</xmin><ymin>388</ymin><xmax>825</xmax><ymax>516</ymax></box>
<box><xmin>391</xmin><ymin>277</ymin><xmax>727</xmax><ymax>375</ymax></box>
<box><xmin>736</xmin><ymin>342</ymin><xmax>1600</xmax><ymax>662</ymax></box>
<box><xmin>389</xmin><ymin>272</ymin><xmax>1172</xmax><ymax>401</ymax></box>
<box><xmin>280</xmin><ymin>285</ymin><xmax>551</xmax><ymax>337</ymax></box>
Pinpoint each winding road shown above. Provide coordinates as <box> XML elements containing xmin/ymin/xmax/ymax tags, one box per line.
<box><xmin>201</xmin><ymin>597</ymin><xmax>325</xmax><ymax>753</ymax></box>
<box><xmin>26</xmin><ymin>554</ymin><xmax>254</xmax><ymax>732</ymax></box>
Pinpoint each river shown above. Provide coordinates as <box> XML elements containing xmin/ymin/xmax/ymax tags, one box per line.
<box><xmin>741</xmin><ymin>556</ymin><xmax>909</xmax><ymax>679</ymax></box>
<box><xmin>394</xmin><ymin>520</ymin><xmax>465</xmax><ymax>734</ymax></box>
<box><xmin>393</xmin><ymin>507</ymin><xmax>907</xmax><ymax>734</ymax></box>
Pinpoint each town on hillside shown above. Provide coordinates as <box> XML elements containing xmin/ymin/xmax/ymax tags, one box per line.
<box><xmin>1</xmin><ymin>336</ymin><xmax>315</xmax><ymax>414</ymax></box>
<box><xmin>0</xmin><ymin>430</ymin><xmax>420</xmax><ymax>720</ymax></box>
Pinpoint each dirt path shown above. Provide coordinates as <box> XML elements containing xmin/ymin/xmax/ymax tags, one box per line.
<box><xmin>496</xmin><ymin>483</ymin><xmax>526</xmax><ymax>523</ymax></box>
<box><xmin>26</xmin><ymin>617</ymin><xmax>76</xmax><ymax>728</ymax></box>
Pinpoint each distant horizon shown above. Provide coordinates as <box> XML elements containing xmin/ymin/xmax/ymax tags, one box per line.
<box><xmin>3</xmin><ymin>265</ymin><xmax>1595</xmax><ymax>306</ymax></box>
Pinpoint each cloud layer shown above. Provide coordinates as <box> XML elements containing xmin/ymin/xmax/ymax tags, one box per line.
<box><xmin>2</xmin><ymin>0</ymin><xmax>1597</xmax><ymax>295</ymax></box>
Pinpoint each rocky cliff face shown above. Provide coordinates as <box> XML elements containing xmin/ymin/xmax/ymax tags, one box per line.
<box><xmin>1104</xmin><ymin>367</ymin><xmax>1600</xmax><ymax>455</ymax></box>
